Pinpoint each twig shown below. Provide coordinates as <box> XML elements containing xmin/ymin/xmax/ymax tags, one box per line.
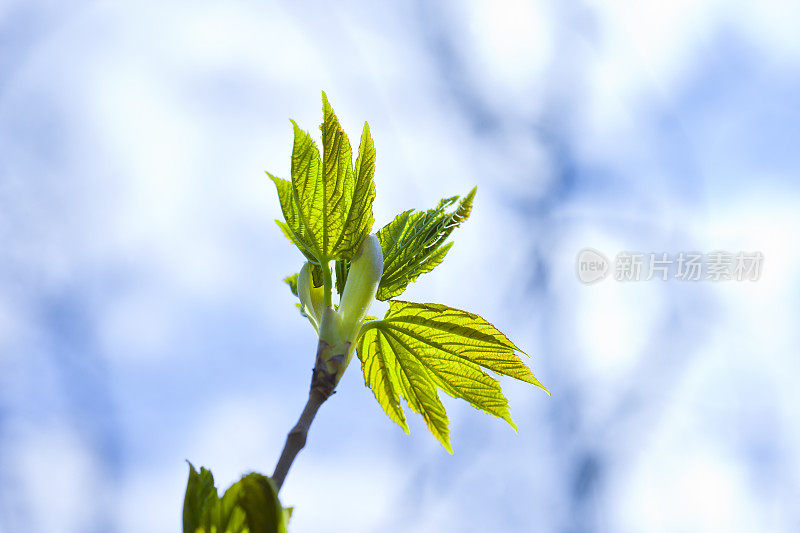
<box><xmin>271</xmin><ymin>386</ymin><xmax>330</xmax><ymax>492</ymax></box>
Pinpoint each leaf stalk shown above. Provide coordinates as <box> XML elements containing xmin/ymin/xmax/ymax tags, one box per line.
<box><xmin>321</xmin><ymin>260</ymin><xmax>333</xmax><ymax>308</ymax></box>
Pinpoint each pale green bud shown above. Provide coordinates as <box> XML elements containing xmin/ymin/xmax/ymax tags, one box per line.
<box><xmin>338</xmin><ymin>234</ymin><xmax>383</xmax><ymax>341</ymax></box>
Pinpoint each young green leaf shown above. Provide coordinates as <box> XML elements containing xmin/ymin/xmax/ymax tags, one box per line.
<box><xmin>356</xmin><ymin>300</ymin><xmax>547</xmax><ymax>451</ymax></box>
<box><xmin>217</xmin><ymin>480</ymin><xmax>248</xmax><ymax>532</ymax></box>
<box><xmin>183</xmin><ymin>463</ymin><xmax>218</xmax><ymax>533</ymax></box>
<box><xmin>268</xmin><ymin>93</ymin><xmax>376</xmax><ymax>267</ymax></box>
<box><xmin>334</xmin><ymin>259</ymin><xmax>349</xmax><ymax>295</ymax></box>
<box><xmin>234</xmin><ymin>473</ymin><xmax>287</xmax><ymax>533</ymax></box>
<box><xmin>376</xmin><ymin>188</ymin><xmax>475</xmax><ymax>300</ymax></box>
<box><xmin>321</xmin><ymin>93</ymin><xmax>376</xmax><ymax>259</ymax></box>
<box><xmin>385</xmin><ymin>301</ymin><xmax>547</xmax><ymax>389</ymax></box>
<box><xmin>285</xmin><ymin>272</ymin><xmax>313</xmax><ymax>322</ymax></box>
<box><xmin>182</xmin><ymin>464</ymin><xmax>287</xmax><ymax>533</ymax></box>
<box><xmin>357</xmin><ymin>323</ymin><xmax>451</xmax><ymax>451</ymax></box>
<box><xmin>268</xmin><ymin>173</ymin><xmax>320</xmax><ymax>266</ymax></box>
<box><xmin>357</xmin><ymin>326</ymin><xmax>409</xmax><ymax>432</ymax></box>
<box><xmin>284</xmin><ymin>273</ymin><xmax>299</xmax><ymax>298</ymax></box>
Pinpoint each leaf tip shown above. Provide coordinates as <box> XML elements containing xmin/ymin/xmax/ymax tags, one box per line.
<box><xmin>321</xmin><ymin>90</ymin><xmax>334</xmax><ymax>118</ymax></box>
<box><xmin>530</xmin><ymin>377</ymin><xmax>551</xmax><ymax>396</ymax></box>
<box><xmin>503</xmin><ymin>414</ymin><xmax>519</xmax><ymax>432</ymax></box>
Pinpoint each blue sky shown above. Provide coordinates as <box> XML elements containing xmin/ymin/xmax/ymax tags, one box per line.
<box><xmin>1</xmin><ymin>1</ymin><xmax>799</xmax><ymax>532</ymax></box>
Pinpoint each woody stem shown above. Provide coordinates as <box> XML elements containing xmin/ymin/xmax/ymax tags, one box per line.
<box><xmin>271</xmin><ymin>387</ymin><xmax>329</xmax><ymax>492</ymax></box>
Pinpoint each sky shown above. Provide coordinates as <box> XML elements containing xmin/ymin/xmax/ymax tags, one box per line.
<box><xmin>1</xmin><ymin>1</ymin><xmax>799</xmax><ymax>532</ymax></box>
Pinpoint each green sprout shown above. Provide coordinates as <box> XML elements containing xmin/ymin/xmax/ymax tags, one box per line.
<box><xmin>183</xmin><ymin>93</ymin><xmax>548</xmax><ymax>533</ymax></box>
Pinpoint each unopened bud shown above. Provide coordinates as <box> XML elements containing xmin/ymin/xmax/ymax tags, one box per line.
<box><xmin>338</xmin><ymin>234</ymin><xmax>383</xmax><ymax>341</ymax></box>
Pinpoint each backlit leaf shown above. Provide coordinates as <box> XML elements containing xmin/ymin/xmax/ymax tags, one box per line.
<box><xmin>356</xmin><ymin>325</ymin><xmax>408</xmax><ymax>433</ymax></box>
<box><xmin>376</xmin><ymin>188</ymin><xmax>475</xmax><ymax>300</ymax></box>
<box><xmin>268</xmin><ymin>173</ymin><xmax>320</xmax><ymax>266</ymax></box>
<box><xmin>384</xmin><ymin>301</ymin><xmax>547</xmax><ymax>389</ymax></box>
<box><xmin>268</xmin><ymin>93</ymin><xmax>375</xmax><ymax>266</ymax></box>
<box><xmin>321</xmin><ymin>93</ymin><xmax>376</xmax><ymax>259</ymax></box>
<box><xmin>356</xmin><ymin>300</ymin><xmax>547</xmax><ymax>451</ymax></box>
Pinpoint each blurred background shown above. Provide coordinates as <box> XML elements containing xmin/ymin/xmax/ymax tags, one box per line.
<box><xmin>2</xmin><ymin>1</ymin><xmax>799</xmax><ymax>531</ymax></box>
